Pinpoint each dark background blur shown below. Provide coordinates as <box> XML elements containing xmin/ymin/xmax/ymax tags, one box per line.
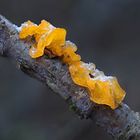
<box><xmin>0</xmin><ymin>0</ymin><xmax>140</xmax><ymax>140</ymax></box>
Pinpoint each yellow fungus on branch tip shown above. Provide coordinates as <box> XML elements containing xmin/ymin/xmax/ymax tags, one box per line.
<box><xmin>19</xmin><ymin>20</ymin><xmax>126</xmax><ymax>109</ymax></box>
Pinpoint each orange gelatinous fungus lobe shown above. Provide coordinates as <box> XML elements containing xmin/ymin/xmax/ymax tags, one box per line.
<box><xmin>62</xmin><ymin>41</ymin><xmax>81</xmax><ymax>65</ymax></box>
<box><xmin>46</xmin><ymin>28</ymin><xmax>66</xmax><ymax>56</ymax></box>
<box><xmin>109</xmin><ymin>78</ymin><xmax>126</xmax><ymax>105</ymax></box>
<box><xmin>88</xmin><ymin>80</ymin><xmax>116</xmax><ymax>109</ymax></box>
<box><xmin>29</xmin><ymin>28</ymin><xmax>66</xmax><ymax>58</ymax></box>
<box><xmin>37</xmin><ymin>20</ymin><xmax>52</xmax><ymax>33</ymax></box>
<box><xmin>34</xmin><ymin>20</ymin><xmax>54</xmax><ymax>42</ymax></box>
<box><xmin>69</xmin><ymin>61</ymin><xmax>126</xmax><ymax>109</ymax></box>
<box><xmin>19</xmin><ymin>21</ymin><xmax>38</xmax><ymax>39</ymax></box>
<box><xmin>69</xmin><ymin>61</ymin><xmax>90</xmax><ymax>87</ymax></box>
<box><xmin>88</xmin><ymin>76</ymin><xmax>126</xmax><ymax>109</ymax></box>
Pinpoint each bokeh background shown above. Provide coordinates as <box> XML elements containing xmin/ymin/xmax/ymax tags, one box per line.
<box><xmin>0</xmin><ymin>0</ymin><xmax>140</xmax><ymax>140</ymax></box>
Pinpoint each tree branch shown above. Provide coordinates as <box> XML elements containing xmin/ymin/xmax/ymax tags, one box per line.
<box><xmin>0</xmin><ymin>15</ymin><xmax>140</xmax><ymax>140</ymax></box>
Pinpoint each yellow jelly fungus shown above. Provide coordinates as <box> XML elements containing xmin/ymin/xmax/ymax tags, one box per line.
<box><xmin>29</xmin><ymin>28</ymin><xmax>66</xmax><ymax>58</ymax></box>
<box><xmin>19</xmin><ymin>20</ymin><xmax>126</xmax><ymax>109</ymax></box>
<box><xmin>87</xmin><ymin>78</ymin><xmax>125</xmax><ymax>109</ymax></box>
<box><xmin>62</xmin><ymin>41</ymin><xmax>81</xmax><ymax>65</ymax></box>
<box><xmin>19</xmin><ymin>20</ymin><xmax>66</xmax><ymax>58</ymax></box>
<box><xmin>69</xmin><ymin>61</ymin><xmax>91</xmax><ymax>87</ymax></box>
<box><xmin>19</xmin><ymin>20</ymin><xmax>38</xmax><ymax>39</ymax></box>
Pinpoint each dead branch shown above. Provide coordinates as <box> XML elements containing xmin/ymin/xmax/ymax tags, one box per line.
<box><xmin>0</xmin><ymin>15</ymin><xmax>140</xmax><ymax>140</ymax></box>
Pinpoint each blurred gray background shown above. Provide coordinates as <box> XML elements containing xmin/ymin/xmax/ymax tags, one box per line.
<box><xmin>0</xmin><ymin>0</ymin><xmax>140</xmax><ymax>140</ymax></box>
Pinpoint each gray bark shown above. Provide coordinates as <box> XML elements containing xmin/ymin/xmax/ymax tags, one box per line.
<box><xmin>0</xmin><ymin>15</ymin><xmax>140</xmax><ymax>140</ymax></box>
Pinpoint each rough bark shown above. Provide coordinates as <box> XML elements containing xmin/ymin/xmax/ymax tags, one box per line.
<box><xmin>0</xmin><ymin>15</ymin><xmax>140</xmax><ymax>140</ymax></box>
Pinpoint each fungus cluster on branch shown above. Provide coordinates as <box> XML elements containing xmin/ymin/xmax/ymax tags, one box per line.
<box><xmin>19</xmin><ymin>20</ymin><xmax>125</xmax><ymax>109</ymax></box>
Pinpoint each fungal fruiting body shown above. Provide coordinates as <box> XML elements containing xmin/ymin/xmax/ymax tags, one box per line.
<box><xmin>19</xmin><ymin>20</ymin><xmax>126</xmax><ymax>109</ymax></box>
